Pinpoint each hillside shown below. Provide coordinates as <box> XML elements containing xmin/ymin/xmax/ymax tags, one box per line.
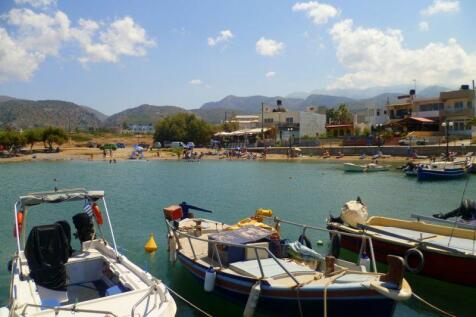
<box><xmin>103</xmin><ymin>104</ymin><xmax>189</xmax><ymax>127</ymax></box>
<box><xmin>201</xmin><ymin>95</ymin><xmax>303</xmax><ymax>112</ymax></box>
<box><xmin>0</xmin><ymin>98</ymin><xmax>105</xmax><ymax>130</ymax></box>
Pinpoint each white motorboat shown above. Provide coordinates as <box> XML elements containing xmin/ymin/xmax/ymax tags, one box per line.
<box><xmin>344</xmin><ymin>163</ymin><xmax>390</xmax><ymax>172</ymax></box>
<box><xmin>2</xmin><ymin>189</ymin><xmax>176</xmax><ymax>317</ymax></box>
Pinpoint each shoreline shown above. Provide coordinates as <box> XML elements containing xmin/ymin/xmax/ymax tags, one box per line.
<box><xmin>0</xmin><ymin>147</ymin><xmax>434</xmax><ymax>165</ymax></box>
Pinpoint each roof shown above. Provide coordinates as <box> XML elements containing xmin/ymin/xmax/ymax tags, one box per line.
<box><xmin>325</xmin><ymin>124</ymin><xmax>353</xmax><ymax>128</ymax></box>
<box><xmin>18</xmin><ymin>188</ymin><xmax>104</xmax><ymax>207</ymax></box>
<box><xmin>409</xmin><ymin>116</ymin><xmax>434</xmax><ymax>123</ymax></box>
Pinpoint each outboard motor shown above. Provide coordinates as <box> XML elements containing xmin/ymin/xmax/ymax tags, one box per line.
<box><xmin>25</xmin><ymin>224</ymin><xmax>69</xmax><ymax>290</ymax></box>
<box><xmin>72</xmin><ymin>213</ymin><xmax>95</xmax><ymax>243</ymax></box>
<box><xmin>340</xmin><ymin>197</ymin><xmax>369</xmax><ymax>228</ymax></box>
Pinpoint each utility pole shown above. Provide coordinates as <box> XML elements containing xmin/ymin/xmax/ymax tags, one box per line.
<box><xmin>261</xmin><ymin>102</ymin><xmax>264</xmax><ymax>143</ymax></box>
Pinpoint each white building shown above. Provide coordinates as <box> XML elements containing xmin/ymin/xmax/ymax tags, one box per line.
<box><xmin>260</xmin><ymin>103</ymin><xmax>326</xmax><ymax>143</ymax></box>
<box><xmin>353</xmin><ymin>106</ymin><xmax>389</xmax><ymax>130</ymax></box>
<box><xmin>122</xmin><ymin>124</ymin><xmax>155</xmax><ymax>134</ymax></box>
<box><xmin>229</xmin><ymin>115</ymin><xmax>260</xmax><ymax>130</ymax></box>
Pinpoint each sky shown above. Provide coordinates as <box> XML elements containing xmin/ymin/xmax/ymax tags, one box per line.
<box><xmin>0</xmin><ymin>0</ymin><xmax>475</xmax><ymax>114</ymax></box>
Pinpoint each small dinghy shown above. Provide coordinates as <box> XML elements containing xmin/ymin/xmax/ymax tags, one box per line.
<box><xmin>344</xmin><ymin>163</ymin><xmax>390</xmax><ymax>172</ymax></box>
<box><xmin>3</xmin><ymin>189</ymin><xmax>176</xmax><ymax>317</ymax></box>
<box><xmin>417</xmin><ymin>160</ymin><xmax>471</xmax><ymax>180</ymax></box>
<box><xmin>164</xmin><ymin>205</ymin><xmax>411</xmax><ymax>317</ymax></box>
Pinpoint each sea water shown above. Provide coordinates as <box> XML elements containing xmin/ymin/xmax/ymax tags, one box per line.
<box><xmin>0</xmin><ymin>160</ymin><xmax>474</xmax><ymax>316</ymax></box>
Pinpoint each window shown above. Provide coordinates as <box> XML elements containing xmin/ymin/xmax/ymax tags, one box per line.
<box><xmin>264</xmin><ymin>118</ymin><xmax>273</xmax><ymax>123</ymax></box>
<box><xmin>468</xmin><ymin>101</ymin><xmax>473</xmax><ymax>109</ymax></box>
<box><xmin>376</xmin><ymin>110</ymin><xmax>380</xmax><ymax>116</ymax></box>
<box><xmin>454</xmin><ymin>101</ymin><xmax>464</xmax><ymax>110</ymax></box>
<box><xmin>286</xmin><ymin>117</ymin><xmax>293</xmax><ymax>123</ymax></box>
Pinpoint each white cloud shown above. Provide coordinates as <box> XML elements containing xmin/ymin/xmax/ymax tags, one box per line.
<box><xmin>328</xmin><ymin>19</ymin><xmax>476</xmax><ymax>89</ymax></box>
<box><xmin>78</xmin><ymin>16</ymin><xmax>156</xmax><ymax>64</ymax></box>
<box><xmin>421</xmin><ymin>0</ymin><xmax>459</xmax><ymax>16</ymax></box>
<box><xmin>189</xmin><ymin>79</ymin><xmax>202</xmax><ymax>85</ymax></box>
<box><xmin>419</xmin><ymin>21</ymin><xmax>430</xmax><ymax>32</ymax></box>
<box><xmin>256</xmin><ymin>37</ymin><xmax>285</xmax><ymax>56</ymax></box>
<box><xmin>0</xmin><ymin>8</ymin><xmax>155</xmax><ymax>82</ymax></box>
<box><xmin>265</xmin><ymin>71</ymin><xmax>276</xmax><ymax>78</ymax></box>
<box><xmin>292</xmin><ymin>1</ymin><xmax>339</xmax><ymax>25</ymax></box>
<box><xmin>207</xmin><ymin>29</ymin><xmax>233</xmax><ymax>46</ymax></box>
<box><xmin>0</xmin><ymin>28</ymin><xmax>42</xmax><ymax>82</ymax></box>
<box><xmin>14</xmin><ymin>0</ymin><xmax>56</xmax><ymax>8</ymax></box>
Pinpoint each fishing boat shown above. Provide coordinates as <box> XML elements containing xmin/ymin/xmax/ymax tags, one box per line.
<box><xmin>2</xmin><ymin>189</ymin><xmax>176</xmax><ymax>316</ymax></box>
<box><xmin>327</xmin><ymin>198</ymin><xmax>476</xmax><ymax>286</ymax></box>
<box><xmin>164</xmin><ymin>204</ymin><xmax>412</xmax><ymax>317</ymax></box>
<box><xmin>344</xmin><ymin>163</ymin><xmax>390</xmax><ymax>172</ymax></box>
<box><xmin>416</xmin><ymin>159</ymin><xmax>472</xmax><ymax>180</ymax></box>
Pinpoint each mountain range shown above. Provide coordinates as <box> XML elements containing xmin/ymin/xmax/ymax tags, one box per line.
<box><xmin>0</xmin><ymin>85</ymin><xmax>452</xmax><ymax>129</ymax></box>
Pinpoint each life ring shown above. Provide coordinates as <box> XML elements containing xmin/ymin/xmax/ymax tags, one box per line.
<box><xmin>404</xmin><ymin>248</ymin><xmax>424</xmax><ymax>274</ymax></box>
<box><xmin>330</xmin><ymin>233</ymin><xmax>341</xmax><ymax>258</ymax></box>
<box><xmin>298</xmin><ymin>234</ymin><xmax>312</xmax><ymax>249</ymax></box>
<box><xmin>92</xmin><ymin>203</ymin><xmax>104</xmax><ymax>225</ymax></box>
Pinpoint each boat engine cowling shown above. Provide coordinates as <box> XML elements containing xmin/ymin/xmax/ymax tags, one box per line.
<box><xmin>340</xmin><ymin>199</ymin><xmax>368</xmax><ymax>228</ymax></box>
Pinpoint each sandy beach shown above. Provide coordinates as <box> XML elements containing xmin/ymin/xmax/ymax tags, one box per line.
<box><xmin>0</xmin><ymin>145</ymin><xmax>436</xmax><ymax>165</ymax></box>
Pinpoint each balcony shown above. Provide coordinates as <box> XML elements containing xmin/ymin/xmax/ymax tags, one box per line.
<box><xmin>442</xmin><ymin>108</ymin><xmax>474</xmax><ymax>118</ymax></box>
<box><xmin>276</xmin><ymin>122</ymin><xmax>300</xmax><ymax>130</ymax></box>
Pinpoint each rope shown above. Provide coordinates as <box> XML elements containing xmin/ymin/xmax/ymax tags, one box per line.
<box><xmin>412</xmin><ymin>292</ymin><xmax>456</xmax><ymax>317</ymax></box>
<box><xmin>295</xmin><ymin>285</ymin><xmax>304</xmax><ymax>317</ymax></box>
<box><xmin>167</xmin><ymin>286</ymin><xmax>213</xmax><ymax>317</ymax></box>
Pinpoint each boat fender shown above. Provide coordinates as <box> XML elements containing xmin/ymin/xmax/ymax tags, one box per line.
<box><xmin>7</xmin><ymin>259</ymin><xmax>12</xmax><ymax>272</ymax></box>
<box><xmin>91</xmin><ymin>203</ymin><xmax>104</xmax><ymax>225</ymax></box>
<box><xmin>0</xmin><ymin>307</ymin><xmax>9</xmax><ymax>317</ymax></box>
<box><xmin>13</xmin><ymin>211</ymin><xmax>24</xmax><ymax>238</ymax></box>
<box><xmin>243</xmin><ymin>281</ymin><xmax>261</xmax><ymax>317</ymax></box>
<box><xmin>168</xmin><ymin>234</ymin><xmax>177</xmax><ymax>264</ymax></box>
<box><xmin>330</xmin><ymin>233</ymin><xmax>341</xmax><ymax>258</ymax></box>
<box><xmin>404</xmin><ymin>248</ymin><xmax>424</xmax><ymax>274</ymax></box>
<box><xmin>298</xmin><ymin>234</ymin><xmax>312</xmax><ymax>249</ymax></box>
<box><xmin>204</xmin><ymin>267</ymin><xmax>216</xmax><ymax>292</ymax></box>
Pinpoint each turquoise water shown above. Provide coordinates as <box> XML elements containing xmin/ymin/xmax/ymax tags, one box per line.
<box><xmin>0</xmin><ymin>160</ymin><xmax>475</xmax><ymax>316</ymax></box>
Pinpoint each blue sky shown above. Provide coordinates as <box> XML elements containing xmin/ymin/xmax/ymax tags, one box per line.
<box><xmin>0</xmin><ymin>0</ymin><xmax>475</xmax><ymax>114</ymax></box>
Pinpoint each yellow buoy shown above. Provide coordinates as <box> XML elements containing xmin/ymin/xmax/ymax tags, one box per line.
<box><xmin>144</xmin><ymin>233</ymin><xmax>158</xmax><ymax>253</ymax></box>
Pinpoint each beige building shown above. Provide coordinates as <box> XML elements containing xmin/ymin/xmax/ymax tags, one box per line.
<box><xmin>386</xmin><ymin>85</ymin><xmax>475</xmax><ymax>137</ymax></box>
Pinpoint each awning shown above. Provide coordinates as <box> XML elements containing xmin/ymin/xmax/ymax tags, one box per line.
<box><xmin>18</xmin><ymin>188</ymin><xmax>104</xmax><ymax>207</ymax></box>
<box><xmin>215</xmin><ymin>128</ymin><xmax>270</xmax><ymax>137</ymax></box>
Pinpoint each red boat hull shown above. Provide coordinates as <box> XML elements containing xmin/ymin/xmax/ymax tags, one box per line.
<box><xmin>338</xmin><ymin>231</ymin><xmax>476</xmax><ymax>286</ymax></box>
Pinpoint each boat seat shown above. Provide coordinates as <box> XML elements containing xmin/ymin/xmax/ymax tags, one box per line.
<box><xmin>25</xmin><ymin>224</ymin><xmax>69</xmax><ymax>291</ymax></box>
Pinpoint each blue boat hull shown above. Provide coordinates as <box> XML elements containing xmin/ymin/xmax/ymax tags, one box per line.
<box><xmin>417</xmin><ymin>167</ymin><xmax>467</xmax><ymax>181</ymax></box>
<box><xmin>177</xmin><ymin>253</ymin><xmax>397</xmax><ymax>317</ymax></box>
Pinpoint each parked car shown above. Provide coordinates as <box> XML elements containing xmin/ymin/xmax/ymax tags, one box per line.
<box><xmin>398</xmin><ymin>138</ymin><xmax>427</xmax><ymax>146</ymax></box>
<box><xmin>138</xmin><ymin>143</ymin><xmax>150</xmax><ymax>150</ymax></box>
<box><xmin>153</xmin><ymin>141</ymin><xmax>162</xmax><ymax>149</ymax></box>
<box><xmin>116</xmin><ymin>142</ymin><xmax>126</xmax><ymax>149</ymax></box>
<box><xmin>86</xmin><ymin>141</ymin><xmax>97</xmax><ymax>148</ymax></box>
<box><xmin>186</xmin><ymin>142</ymin><xmax>195</xmax><ymax>148</ymax></box>
<box><xmin>170</xmin><ymin>141</ymin><xmax>185</xmax><ymax>148</ymax></box>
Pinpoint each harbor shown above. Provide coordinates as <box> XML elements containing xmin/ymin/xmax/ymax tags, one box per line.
<box><xmin>1</xmin><ymin>160</ymin><xmax>475</xmax><ymax>316</ymax></box>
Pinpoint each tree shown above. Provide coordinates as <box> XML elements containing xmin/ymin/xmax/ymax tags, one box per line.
<box><xmin>24</xmin><ymin>128</ymin><xmax>43</xmax><ymax>151</ymax></box>
<box><xmin>154</xmin><ymin>113</ymin><xmax>214</xmax><ymax>146</ymax></box>
<box><xmin>0</xmin><ymin>130</ymin><xmax>26</xmax><ymax>154</ymax></box>
<box><xmin>42</xmin><ymin>126</ymin><xmax>67</xmax><ymax>151</ymax></box>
